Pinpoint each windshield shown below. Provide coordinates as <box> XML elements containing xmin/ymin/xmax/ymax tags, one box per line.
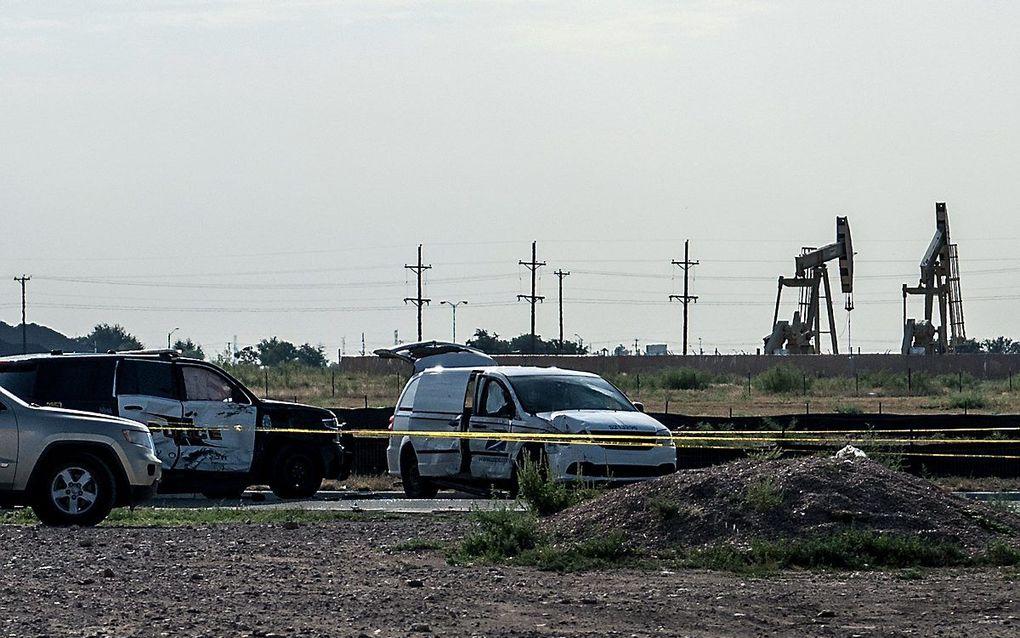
<box><xmin>508</xmin><ymin>375</ymin><xmax>635</xmax><ymax>414</ymax></box>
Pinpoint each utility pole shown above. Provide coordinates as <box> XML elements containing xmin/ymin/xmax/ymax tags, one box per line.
<box><xmin>516</xmin><ymin>241</ymin><xmax>546</xmax><ymax>353</ymax></box>
<box><xmin>403</xmin><ymin>244</ymin><xmax>432</xmax><ymax>341</ymax></box>
<box><xmin>13</xmin><ymin>275</ymin><xmax>31</xmax><ymax>354</ymax></box>
<box><xmin>669</xmin><ymin>240</ymin><xmax>699</xmax><ymax>356</ymax></box>
<box><xmin>554</xmin><ymin>269</ymin><xmax>570</xmax><ymax>350</ymax></box>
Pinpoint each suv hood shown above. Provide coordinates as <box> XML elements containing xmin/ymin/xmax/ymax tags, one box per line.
<box><xmin>34</xmin><ymin>405</ymin><xmax>145</xmax><ymax>430</ymax></box>
<box><xmin>536</xmin><ymin>410</ymin><xmax>666</xmax><ymax>433</ymax></box>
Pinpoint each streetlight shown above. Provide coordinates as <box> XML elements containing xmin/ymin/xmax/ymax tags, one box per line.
<box><xmin>440</xmin><ymin>301</ymin><xmax>468</xmax><ymax>343</ymax></box>
<box><xmin>167</xmin><ymin>327</ymin><xmax>180</xmax><ymax>349</ymax></box>
<box><xmin>573</xmin><ymin>333</ymin><xmax>584</xmax><ymax>352</ymax></box>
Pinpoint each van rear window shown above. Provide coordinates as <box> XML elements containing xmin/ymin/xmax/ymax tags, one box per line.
<box><xmin>0</xmin><ymin>362</ymin><xmax>38</xmax><ymax>401</ymax></box>
<box><xmin>397</xmin><ymin>377</ymin><xmax>420</xmax><ymax>411</ymax></box>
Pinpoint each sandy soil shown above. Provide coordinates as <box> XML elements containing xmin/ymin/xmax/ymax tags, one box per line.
<box><xmin>2</xmin><ymin>516</ymin><xmax>1017</xmax><ymax>638</ymax></box>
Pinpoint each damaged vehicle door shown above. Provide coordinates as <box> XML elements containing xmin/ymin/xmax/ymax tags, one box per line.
<box><xmin>178</xmin><ymin>363</ymin><xmax>257</xmax><ymax>473</ymax></box>
<box><xmin>115</xmin><ymin>359</ymin><xmax>185</xmax><ymax>470</ymax></box>
<box><xmin>467</xmin><ymin>375</ymin><xmax>516</xmax><ymax>480</ymax></box>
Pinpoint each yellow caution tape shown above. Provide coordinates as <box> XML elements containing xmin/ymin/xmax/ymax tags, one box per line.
<box><xmin>140</xmin><ymin>423</ymin><xmax>1020</xmax><ymax>450</ymax></box>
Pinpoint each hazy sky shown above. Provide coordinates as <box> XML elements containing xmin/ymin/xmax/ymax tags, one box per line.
<box><xmin>2</xmin><ymin>1</ymin><xmax>1019</xmax><ymax>358</ymax></box>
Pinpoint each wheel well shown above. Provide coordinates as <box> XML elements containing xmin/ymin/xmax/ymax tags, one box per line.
<box><xmin>29</xmin><ymin>442</ymin><xmax>130</xmax><ymax>505</ymax></box>
<box><xmin>272</xmin><ymin>443</ymin><xmax>322</xmax><ymax>473</ymax></box>
<box><xmin>518</xmin><ymin>443</ymin><xmax>545</xmax><ymax>463</ymax></box>
<box><xmin>400</xmin><ymin>441</ymin><xmax>417</xmax><ymax>462</ymax></box>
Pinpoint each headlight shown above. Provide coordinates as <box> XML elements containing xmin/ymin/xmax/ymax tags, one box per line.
<box><xmin>322</xmin><ymin>416</ymin><xmax>340</xmax><ymax>430</ymax></box>
<box><xmin>123</xmin><ymin>429</ymin><xmax>155</xmax><ymax>451</ymax></box>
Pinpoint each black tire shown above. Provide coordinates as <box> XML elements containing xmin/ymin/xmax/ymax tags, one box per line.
<box><xmin>31</xmin><ymin>453</ymin><xmax>117</xmax><ymax>527</ymax></box>
<box><xmin>400</xmin><ymin>446</ymin><xmax>438</xmax><ymax>499</ymax></box>
<box><xmin>269</xmin><ymin>447</ymin><xmax>324</xmax><ymax>499</ymax></box>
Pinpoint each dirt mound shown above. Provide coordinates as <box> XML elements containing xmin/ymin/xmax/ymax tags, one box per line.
<box><xmin>546</xmin><ymin>455</ymin><xmax>1020</xmax><ymax>551</ymax></box>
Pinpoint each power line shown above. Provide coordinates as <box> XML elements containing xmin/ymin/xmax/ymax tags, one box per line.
<box><xmin>403</xmin><ymin>244</ymin><xmax>431</xmax><ymax>341</ymax></box>
<box><xmin>517</xmin><ymin>241</ymin><xmax>546</xmax><ymax>353</ymax></box>
<box><xmin>669</xmin><ymin>240</ymin><xmax>699</xmax><ymax>356</ymax></box>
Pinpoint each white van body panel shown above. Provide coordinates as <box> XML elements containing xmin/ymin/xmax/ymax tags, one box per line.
<box><xmin>387</xmin><ymin>368</ymin><xmax>473</xmax><ymax>477</ymax></box>
<box><xmin>387</xmin><ymin>365</ymin><xmax>677</xmax><ymax>487</ymax></box>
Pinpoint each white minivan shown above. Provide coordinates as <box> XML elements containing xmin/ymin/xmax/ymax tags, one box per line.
<box><xmin>377</xmin><ymin>342</ymin><xmax>677</xmax><ymax>497</ymax></box>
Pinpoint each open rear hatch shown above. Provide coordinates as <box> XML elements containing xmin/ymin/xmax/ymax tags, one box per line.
<box><xmin>374</xmin><ymin>341</ymin><xmax>496</xmax><ymax>373</ymax></box>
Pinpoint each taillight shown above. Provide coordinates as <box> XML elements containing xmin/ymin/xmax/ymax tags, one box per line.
<box><xmin>388</xmin><ymin>415</ymin><xmax>394</xmax><ymax>431</ymax></box>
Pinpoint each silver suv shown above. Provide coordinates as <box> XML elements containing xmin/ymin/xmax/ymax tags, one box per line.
<box><xmin>0</xmin><ymin>385</ymin><xmax>161</xmax><ymax>526</ymax></box>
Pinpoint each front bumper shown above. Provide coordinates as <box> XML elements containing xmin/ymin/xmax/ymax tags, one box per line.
<box><xmin>547</xmin><ymin>442</ymin><xmax>677</xmax><ymax>482</ymax></box>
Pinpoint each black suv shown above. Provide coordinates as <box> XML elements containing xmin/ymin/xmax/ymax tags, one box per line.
<box><xmin>0</xmin><ymin>351</ymin><xmax>351</xmax><ymax>498</ymax></box>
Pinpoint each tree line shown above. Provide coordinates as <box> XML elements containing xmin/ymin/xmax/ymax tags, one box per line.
<box><xmin>74</xmin><ymin>324</ymin><xmax>329</xmax><ymax>368</ymax></box>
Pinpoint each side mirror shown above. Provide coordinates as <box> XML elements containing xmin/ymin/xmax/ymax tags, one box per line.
<box><xmin>633</xmin><ymin>401</ymin><xmax>645</xmax><ymax>413</ymax></box>
<box><xmin>497</xmin><ymin>404</ymin><xmax>515</xmax><ymax>419</ymax></box>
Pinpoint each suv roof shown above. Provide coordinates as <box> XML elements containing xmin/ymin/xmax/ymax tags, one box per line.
<box><xmin>0</xmin><ymin>350</ymin><xmax>196</xmax><ymax>363</ymax></box>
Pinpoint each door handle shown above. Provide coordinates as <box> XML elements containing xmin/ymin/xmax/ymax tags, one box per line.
<box><xmin>123</xmin><ymin>405</ymin><xmax>143</xmax><ymax>411</ymax></box>
<box><xmin>473</xmin><ymin>423</ymin><xmax>488</xmax><ymax>430</ymax></box>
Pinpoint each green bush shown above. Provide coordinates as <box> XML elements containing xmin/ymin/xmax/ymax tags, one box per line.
<box><xmin>452</xmin><ymin>510</ymin><xmax>638</xmax><ymax>572</ymax></box>
<box><xmin>457</xmin><ymin>509</ymin><xmax>542</xmax><ymax>562</ymax></box>
<box><xmin>683</xmin><ymin>531</ymin><xmax>991</xmax><ymax>572</ymax></box>
<box><xmin>649</xmin><ymin>497</ymin><xmax>681</xmax><ymax>521</ymax></box>
<box><xmin>754</xmin><ymin>365</ymin><xmax>808</xmax><ymax>394</ymax></box>
<box><xmin>834</xmin><ymin>403</ymin><xmax>863</xmax><ymax>415</ymax></box>
<box><xmin>519</xmin><ymin>532</ymin><xmax>635</xmax><ymax>572</ymax></box>
<box><xmin>860</xmin><ymin>369</ymin><xmax>907</xmax><ymax>392</ymax></box>
<box><xmin>743</xmin><ymin>477</ymin><xmax>784</xmax><ymax>512</ymax></box>
<box><xmin>658</xmin><ymin>368</ymin><xmax>710</xmax><ymax>391</ymax></box>
<box><xmin>516</xmin><ymin>456</ymin><xmax>600</xmax><ymax>516</ymax></box>
<box><xmin>948</xmin><ymin>391</ymin><xmax>989</xmax><ymax>410</ymax></box>
<box><xmin>747</xmin><ymin>445</ymin><xmax>784</xmax><ymax>462</ymax></box>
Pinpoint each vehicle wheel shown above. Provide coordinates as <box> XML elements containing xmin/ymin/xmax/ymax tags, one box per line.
<box><xmin>31</xmin><ymin>453</ymin><xmax>117</xmax><ymax>526</ymax></box>
<box><xmin>200</xmin><ymin>485</ymin><xmax>246</xmax><ymax>500</ymax></box>
<box><xmin>270</xmin><ymin>447</ymin><xmax>324</xmax><ymax>499</ymax></box>
<box><xmin>400</xmin><ymin>447</ymin><xmax>438</xmax><ymax>499</ymax></box>
<box><xmin>510</xmin><ymin>445</ymin><xmax>548</xmax><ymax>498</ymax></box>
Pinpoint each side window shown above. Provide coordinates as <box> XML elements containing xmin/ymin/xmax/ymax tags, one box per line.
<box><xmin>480</xmin><ymin>379</ymin><xmax>512</xmax><ymax>417</ymax></box>
<box><xmin>181</xmin><ymin>366</ymin><xmax>243</xmax><ymax>403</ymax></box>
<box><xmin>36</xmin><ymin>359</ymin><xmax>116</xmax><ymax>404</ymax></box>
<box><xmin>0</xmin><ymin>362</ymin><xmax>38</xmax><ymax>402</ymax></box>
<box><xmin>397</xmin><ymin>377</ymin><xmax>420</xmax><ymax>412</ymax></box>
<box><xmin>117</xmin><ymin>360</ymin><xmax>177</xmax><ymax>399</ymax></box>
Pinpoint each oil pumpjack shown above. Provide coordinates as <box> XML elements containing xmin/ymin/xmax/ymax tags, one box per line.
<box><xmin>901</xmin><ymin>202</ymin><xmax>966</xmax><ymax>354</ymax></box>
<box><xmin>764</xmin><ymin>217</ymin><xmax>854</xmax><ymax>355</ymax></box>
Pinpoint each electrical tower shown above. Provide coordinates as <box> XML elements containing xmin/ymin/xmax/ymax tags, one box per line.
<box><xmin>403</xmin><ymin>244</ymin><xmax>432</xmax><ymax>341</ymax></box>
<box><xmin>554</xmin><ymin>269</ymin><xmax>570</xmax><ymax>351</ymax></box>
<box><xmin>517</xmin><ymin>241</ymin><xmax>546</xmax><ymax>353</ymax></box>
<box><xmin>669</xmin><ymin>241</ymin><xmax>699</xmax><ymax>356</ymax></box>
<box><xmin>13</xmin><ymin>275</ymin><xmax>31</xmax><ymax>355</ymax></box>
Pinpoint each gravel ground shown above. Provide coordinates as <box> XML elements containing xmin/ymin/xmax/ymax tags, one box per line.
<box><xmin>1</xmin><ymin>516</ymin><xmax>1017</xmax><ymax>638</ymax></box>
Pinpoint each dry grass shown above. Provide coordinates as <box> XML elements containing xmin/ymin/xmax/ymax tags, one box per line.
<box><xmin>225</xmin><ymin>363</ymin><xmax>1020</xmax><ymax>415</ymax></box>
<box><xmin>322</xmin><ymin>474</ymin><xmax>398</xmax><ymax>492</ymax></box>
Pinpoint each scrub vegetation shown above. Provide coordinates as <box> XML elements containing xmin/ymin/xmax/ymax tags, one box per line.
<box><xmin>239</xmin><ymin>363</ymin><xmax>1012</xmax><ymax>417</ymax></box>
<box><xmin>515</xmin><ymin>456</ymin><xmax>601</xmax><ymax>516</ymax></box>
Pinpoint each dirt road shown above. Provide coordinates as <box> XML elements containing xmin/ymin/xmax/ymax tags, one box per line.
<box><xmin>2</xmin><ymin>516</ymin><xmax>1016</xmax><ymax>637</ymax></box>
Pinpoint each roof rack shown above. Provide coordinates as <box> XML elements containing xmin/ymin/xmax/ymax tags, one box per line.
<box><xmin>109</xmin><ymin>348</ymin><xmax>182</xmax><ymax>358</ymax></box>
